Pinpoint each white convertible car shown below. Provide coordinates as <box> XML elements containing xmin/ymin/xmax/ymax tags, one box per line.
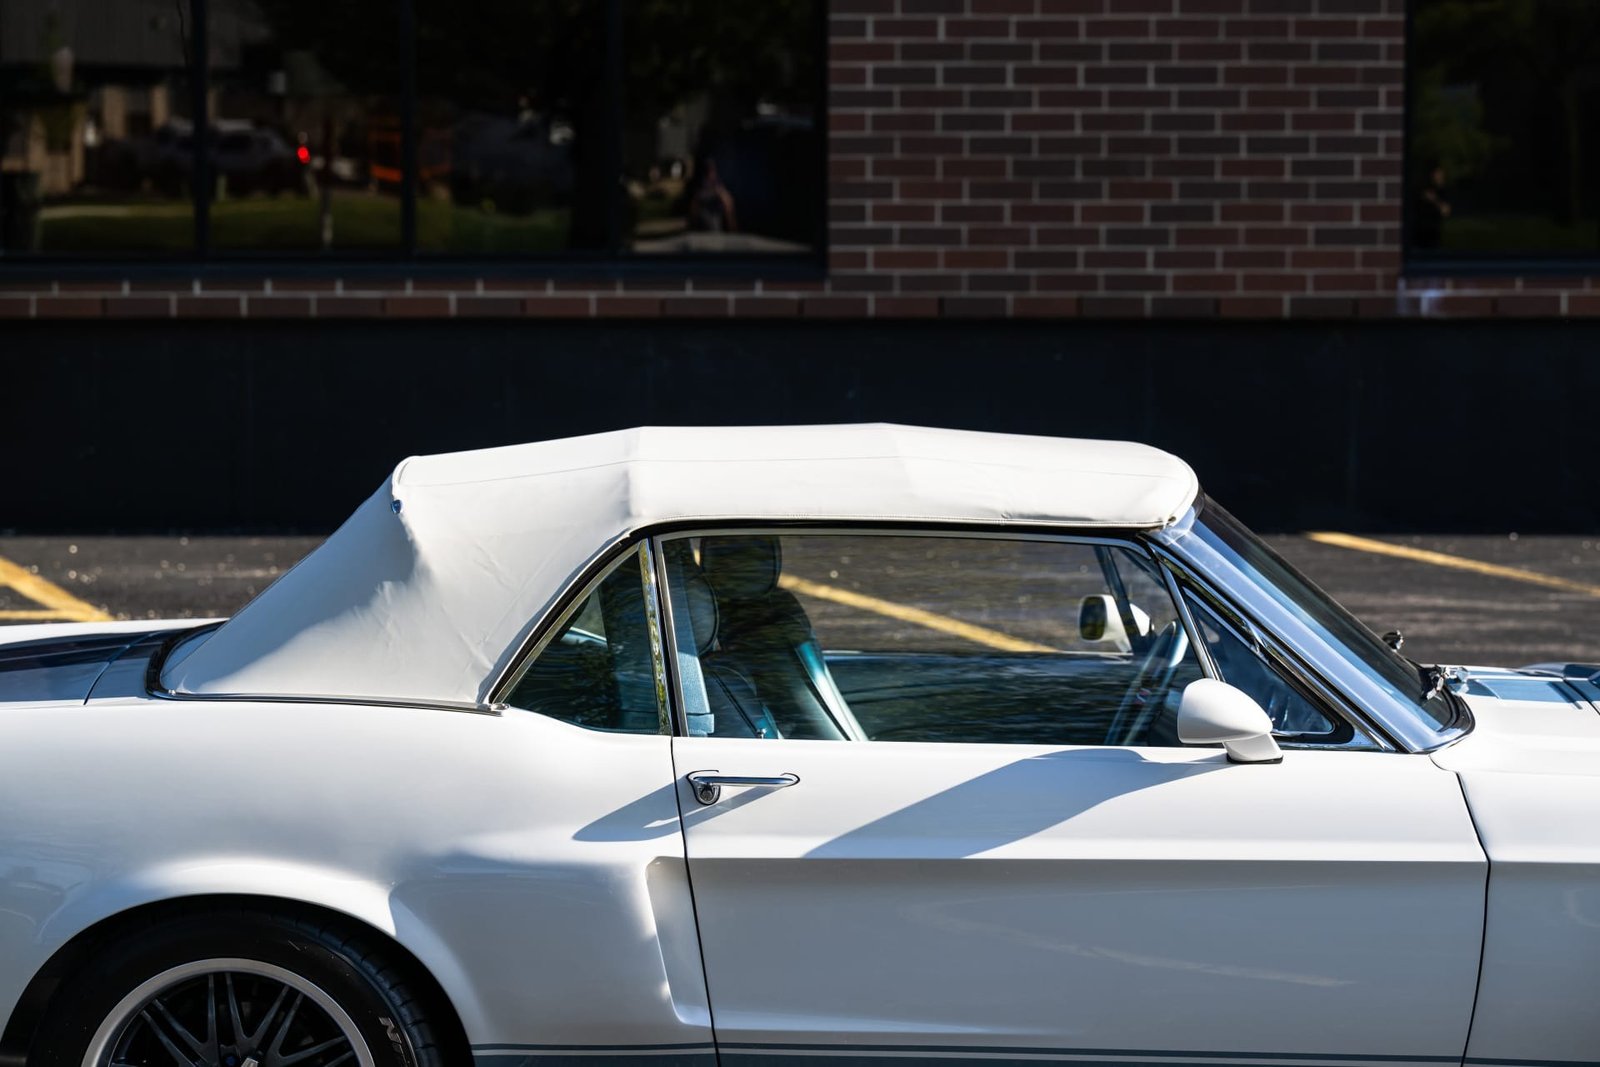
<box><xmin>0</xmin><ymin>425</ymin><xmax>1595</xmax><ymax>1067</ymax></box>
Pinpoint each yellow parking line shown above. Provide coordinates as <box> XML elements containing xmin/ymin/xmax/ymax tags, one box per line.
<box><xmin>0</xmin><ymin>554</ymin><xmax>113</xmax><ymax>622</ymax></box>
<box><xmin>1306</xmin><ymin>532</ymin><xmax>1600</xmax><ymax>599</ymax></box>
<box><xmin>778</xmin><ymin>573</ymin><xmax>1058</xmax><ymax>653</ymax></box>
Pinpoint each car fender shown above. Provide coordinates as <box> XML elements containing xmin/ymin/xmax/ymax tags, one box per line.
<box><xmin>20</xmin><ymin>857</ymin><xmax>490</xmax><ymax>1041</ymax></box>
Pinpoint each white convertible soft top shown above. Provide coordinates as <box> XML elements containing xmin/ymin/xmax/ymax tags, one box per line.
<box><xmin>162</xmin><ymin>424</ymin><xmax>1199</xmax><ymax>706</ymax></box>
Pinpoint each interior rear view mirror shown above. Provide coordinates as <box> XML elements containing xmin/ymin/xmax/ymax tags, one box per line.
<box><xmin>1079</xmin><ymin>595</ymin><xmax>1150</xmax><ymax>654</ymax></box>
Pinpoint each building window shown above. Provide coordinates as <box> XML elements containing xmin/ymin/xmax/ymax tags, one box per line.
<box><xmin>1408</xmin><ymin>0</ymin><xmax>1600</xmax><ymax>266</ymax></box>
<box><xmin>0</xmin><ymin>0</ymin><xmax>823</xmax><ymax>266</ymax></box>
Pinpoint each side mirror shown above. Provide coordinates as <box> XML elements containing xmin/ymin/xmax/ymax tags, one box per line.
<box><xmin>1079</xmin><ymin>595</ymin><xmax>1151</xmax><ymax>654</ymax></box>
<box><xmin>1177</xmin><ymin>678</ymin><xmax>1282</xmax><ymax>764</ymax></box>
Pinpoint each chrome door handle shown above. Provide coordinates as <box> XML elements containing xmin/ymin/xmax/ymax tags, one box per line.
<box><xmin>687</xmin><ymin>771</ymin><xmax>800</xmax><ymax>806</ymax></box>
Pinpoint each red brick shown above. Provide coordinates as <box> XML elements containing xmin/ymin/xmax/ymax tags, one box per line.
<box><xmin>1151</xmin><ymin>296</ymin><xmax>1218</xmax><ymax>317</ymax></box>
<box><xmin>454</xmin><ymin>295</ymin><xmax>521</xmax><ymax>316</ymax></box>
<box><xmin>733</xmin><ymin>297</ymin><xmax>803</xmax><ymax>317</ymax></box>
<box><xmin>249</xmin><ymin>297</ymin><xmax>316</xmax><ymax>318</ymax></box>
<box><xmin>1289</xmin><ymin>296</ymin><xmax>1357</xmax><ymax>317</ymax></box>
<box><xmin>529</xmin><ymin>296</ymin><xmax>599</xmax><ymax>317</ymax></box>
<box><xmin>1426</xmin><ymin>294</ymin><xmax>1494</xmax><ymax>318</ymax></box>
<box><xmin>385</xmin><ymin>296</ymin><xmax>452</xmax><ymax>317</ymax></box>
<box><xmin>1081</xmin><ymin>296</ymin><xmax>1148</xmax><ymax>316</ymax></box>
<box><xmin>1014</xmin><ymin>296</ymin><xmax>1081</xmax><ymax>316</ymax></box>
<box><xmin>312</xmin><ymin>296</ymin><xmax>383</xmax><ymax>318</ymax></box>
<box><xmin>104</xmin><ymin>296</ymin><xmax>173</xmax><ymax>318</ymax></box>
<box><xmin>802</xmin><ymin>297</ymin><xmax>871</xmax><ymax>318</ymax></box>
<box><xmin>941</xmin><ymin>296</ymin><xmax>1010</xmax><ymax>317</ymax></box>
<box><xmin>35</xmin><ymin>296</ymin><xmax>103</xmax><ymax>318</ymax></box>
<box><xmin>1495</xmin><ymin>294</ymin><xmax>1563</xmax><ymax>318</ymax></box>
<box><xmin>0</xmin><ymin>296</ymin><xmax>32</xmax><ymax>317</ymax></box>
<box><xmin>873</xmin><ymin>297</ymin><xmax>941</xmax><ymax>317</ymax></box>
<box><xmin>662</xmin><ymin>297</ymin><xmax>732</xmax><ymax>317</ymax></box>
<box><xmin>1219</xmin><ymin>296</ymin><xmax>1284</xmax><ymax>317</ymax></box>
<box><xmin>176</xmin><ymin>296</ymin><xmax>245</xmax><ymax>318</ymax></box>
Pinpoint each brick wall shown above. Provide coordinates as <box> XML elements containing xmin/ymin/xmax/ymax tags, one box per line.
<box><xmin>3</xmin><ymin>0</ymin><xmax>1595</xmax><ymax>321</ymax></box>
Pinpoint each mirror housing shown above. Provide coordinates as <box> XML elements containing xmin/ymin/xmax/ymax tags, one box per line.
<box><xmin>1078</xmin><ymin>595</ymin><xmax>1151</xmax><ymax>654</ymax></box>
<box><xmin>1177</xmin><ymin>678</ymin><xmax>1282</xmax><ymax>764</ymax></box>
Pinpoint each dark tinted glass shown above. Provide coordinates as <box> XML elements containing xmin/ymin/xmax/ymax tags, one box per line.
<box><xmin>206</xmin><ymin>0</ymin><xmax>402</xmax><ymax>251</ymax></box>
<box><xmin>1410</xmin><ymin>0</ymin><xmax>1600</xmax><ymax>258</ymax></box>
<box><xmin>623</xmin><ymin>0</ymin><xmax>820</xmax><ymax>255</ymax></box>
<box><xmin>0</xmin><ymin>0</ymin><xmax>196</xmax><ymax>254</ymax></box>
<box><xmin>413</xmin><ymin>0</ymin><xmax>605</xmax><ymax>255</ymax></box>
<box><xmin>506</xmin><ymin>547</ymin><xmax>665</xmax><ymax>734</ymax></box>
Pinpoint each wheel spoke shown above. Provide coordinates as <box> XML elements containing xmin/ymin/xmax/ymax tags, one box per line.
<box><xmin>264</xmin><ymin>992</ymin><xmax>303</xmax><ymax>1063</ymax></box>
<box><xmin>151</xmin><ymin>995</ymin><xmax>210</xmax><ymax>1057</ymax></box>
<box><xmin>96</xmin><ymin>962</ymin><xmax>371</xmax><ymax>1067</ymax></box>
<box><xmin>239</xmin><ymin>982</ymin><xmax>291</xmax><ymax>1049</ymax></box>
<box><xmin>276</xmin><ymin>1034</ymin><xmax>352</xmax><ymax>1067</ymax></box>
<box><xmin>203</xmin><ymin>975</ymin><xmax>220</xmax><ymax>1059</ymax></box>
<box><xmin>225</xmin><ymin>973</ymin><xmax>248</xmax><ymax>1049</ymax></box>
<box><xmin>138</xmin><ymin>1007</ymin><xmax>203</xmax><ymax>1067</ymax></box>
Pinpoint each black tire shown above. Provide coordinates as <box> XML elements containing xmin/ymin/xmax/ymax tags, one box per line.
<box><xmin>32</xmin><ymin>907</ymin><xmax>449</xmax><ymax>1067</ymax></box>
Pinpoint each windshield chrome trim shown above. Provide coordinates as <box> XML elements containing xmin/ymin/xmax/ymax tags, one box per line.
<box><xmin>1148</xmin><ymin>506</ymin><xmax>1470</xmax><ymax>755</ymax></box>
<box><xmin>1157</xmin><ymin>554</ymin><xmax>1386</xmax><ymax>752</ymax></box>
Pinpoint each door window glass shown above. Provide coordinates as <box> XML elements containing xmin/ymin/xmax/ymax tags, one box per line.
<box><xmin>503</xmin><ymin>546</ymin><xmax>666</xmax><ymax>734</ymax></box>
<box><xmin>660</xmin><ymin>533</ymin><xmax>1203</xmax><ymax>746</ymax></box>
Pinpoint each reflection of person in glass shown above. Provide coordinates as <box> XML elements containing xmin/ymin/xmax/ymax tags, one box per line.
<box><xmin>690</xmin><ymin>158</ymin><xmax>738</xmax><ymax>233</ymax></box>
<box><xmin>1414</xmin><ymin>162</ymin><xmax>1451</xmax><ymax>249</ymax></box>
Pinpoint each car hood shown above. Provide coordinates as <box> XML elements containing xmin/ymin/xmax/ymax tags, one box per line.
<box><xmin>1432</xmin><ymin>665</ymin><xmax>1600</xmax><ymax>777</ymax></box>
<box><xmin>0</xmin><ymin>621</ymin><xmax>212</xmax><ymax>706</ymax></box>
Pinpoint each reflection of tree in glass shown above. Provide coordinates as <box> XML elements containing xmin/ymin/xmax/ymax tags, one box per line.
<box><xmin>1414</xmin><ymin>0</ymin><xmax>1600</xmax><ymax>241</ymax></box>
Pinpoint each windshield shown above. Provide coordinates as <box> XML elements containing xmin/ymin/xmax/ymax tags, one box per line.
<box><xmin>1191</xmin><ymin>500</ymin><xmax>1456</xmax><ymax>730</ymax></box>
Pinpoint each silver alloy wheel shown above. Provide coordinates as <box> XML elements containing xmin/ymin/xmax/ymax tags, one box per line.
<box><xmin>82</xmin><ymin>957</ymin><xmax>377</xmax><ymax>1067</ymax></box>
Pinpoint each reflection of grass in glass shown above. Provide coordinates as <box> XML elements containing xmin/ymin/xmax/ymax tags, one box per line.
<box><xmin>211</xmin><ymin>192</ymin><xmax>399</xmax><ymax>249</ymax></box>
<box><xmin>1443</xmin><ymin>214</ymin><xmax>1600</xmax><ymax>253</ymax></box>
<box><xmin>415</xmin><ymin>198</ymin><xmax>568</xmax><ymax>253</ymax></box>
<box><xmin>37</xmin><ymin>189</ymin><xmax>568</xmax><ymax>253</ymax></box>
<box><xmin>38</xmin><ymin>200</ymin><xmax>195</xmax><ymax>253</ymax></box>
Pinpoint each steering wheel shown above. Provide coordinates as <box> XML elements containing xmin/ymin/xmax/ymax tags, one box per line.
<box><xmin>1103</xmin><ymin>621</ymin><xmax>1190</xmax><ymax>746</ymax></box>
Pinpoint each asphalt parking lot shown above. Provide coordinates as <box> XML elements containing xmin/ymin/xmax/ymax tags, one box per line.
<box><xmin>3</xmin><ymin>529</ymin><xmax>1599</xmax><ymax>671</ymax></box>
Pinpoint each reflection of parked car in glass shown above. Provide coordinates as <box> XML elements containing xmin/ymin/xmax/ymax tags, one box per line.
<box><xmin>447</xmin><ymin>114</ymin><xmax>573</xmax><ymax>215</ymax></box>
<box><xmin>105</xmin><ymin>120</ymin><xmax>309</xmax><ymax>197</ymax></box>
<box><xmin>211</xmin><ymin>125</ymin><xmax>308</xmax><ymax>196</ymax></box>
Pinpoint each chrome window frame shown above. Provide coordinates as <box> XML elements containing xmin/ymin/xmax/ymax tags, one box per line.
<box><xmin>1163</xmin><ymin>565</ymin><xmax>1382</xmax><ymax>751</ymax></box>
<box><xmin>1147</xmin><ymin>505</ymin><xmax>1468</xmax><ymax>754</ymax></box>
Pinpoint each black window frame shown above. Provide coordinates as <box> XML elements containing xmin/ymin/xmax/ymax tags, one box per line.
<box><xmin>0</xmin><ymin>0</ymin><xmax>828</xmax><ymax>281</ymax></box>
<box><xmin>1403</xmin><ymin>0</ymin><xmax>1600</xmax><ymax>277</ymax></box>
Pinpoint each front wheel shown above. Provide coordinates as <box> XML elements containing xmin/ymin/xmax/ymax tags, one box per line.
<box><xmin>33</xmin><ymin>908</ymin><xmax>449</xmax><ymax>1067</ymax></box>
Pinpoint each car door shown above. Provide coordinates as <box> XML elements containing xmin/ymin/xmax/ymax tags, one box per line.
<box><xmin>658</xmin><ymin>529</ymin><xmax>1487</xmax><ymax>1067</ymax></box>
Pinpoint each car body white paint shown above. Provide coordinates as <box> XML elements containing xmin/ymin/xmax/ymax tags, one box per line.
<box><xmin>1431</xmin><ymin>670</ymin><xmax>1600</xmax><ymax>1067</ymax></box>
<box><xmin>0</xmin><ymin>425</ymin><xmax>1595</xmax><ymax>1067</ymax></box>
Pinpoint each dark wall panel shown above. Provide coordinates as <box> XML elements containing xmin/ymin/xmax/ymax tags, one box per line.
<box><xmin>2</xmin><ymin>319</ymin><xmax>1594</xmax><ymax>532</ymax></box>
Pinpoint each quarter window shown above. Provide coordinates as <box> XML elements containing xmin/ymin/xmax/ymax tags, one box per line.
<box><xmin>659</xmin><ymin>533</ymin><xmax>1205</xmax><ymax>747</ymax></box>
<box><xmin>1180</xmin><ymin>589</ymin><xmax>1353</xmax><ymax>744</ymax></box>
<box><xmin>503</xmin><ymin>545</ymin><xmax>666</xmax><ymax>735</ymax></box>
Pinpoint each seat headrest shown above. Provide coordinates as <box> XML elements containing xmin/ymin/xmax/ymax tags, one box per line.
<box><xmin>700</xmin><ymin>535</ymin><xmax>782</xmax><ymax>602</ymax></box>
<box><xmin>683</xmin><ymin>571</ymin><xmax>719</xmax><ymax>656</ymax></box>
